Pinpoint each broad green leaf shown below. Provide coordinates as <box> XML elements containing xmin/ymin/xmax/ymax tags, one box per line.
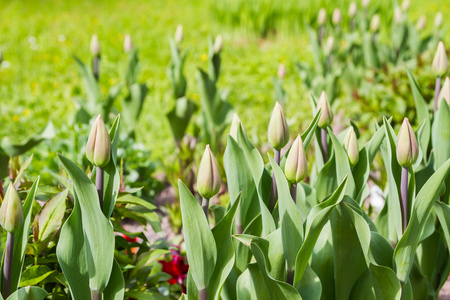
<box><xmin>6</xmin><ymin>286</ymin><xmax>47</xmax><ymax>300</ymax></box>
<box><xmin>269</xmin><ymin>155</ymin><xmax>304</xmax><ymax>270</ymax></box>
<box><xmin>116</xmin><ymin>194</ymin><xmax>156</xmax><ymax>211</ymax></box>
<box><xmin>236</xmin><ymin>264</ymin><xmax>269</xmax><ymax>300</ymax></box>
<box><xmin>294</xmin><ymin>266</ymin><xmax>321</xmax><ymax>300</ymax></box>
<box><xmin>19</xmin><ymin>266</ymin><xmax>56</xmax><ymax>287</ymax></box>
<box><xmin>11</xmin><ymin>178</ymin><xmax>40</xmax><ymax>293</ymax></box>
<box><xmin>103</xmin><ymin>260</ymin><xmax>125</xmax><ymax>300</ymax></box>
<box><xmin>315</xmin><ymin>152</ymin><xmax>337</xmax><ymax>201</ymax></box>
<box><xmin>13</xmin><ymin>155</ymin><xmax>33</xmax><ymax>187</ymax></box>
<box><xmin>209</xmin><ymin>193</ymin><xmax>241</xmax><ymax>300</ymax></box>
<box><xmin>166</xmin><ymin>97</ymin><xmax>197</xmax><ymax>140</ymax></box>
<box><xmin>235</xmin><ymin>214</ymin><xmax>262</xmax><ymax>274</ymax></box>
<box><xmin>103</xmin><ymin>114</ymin><xmax>120</xmax><ymax>218</ymax></box>
<box><xmin>369</xmin><ymin>263</ymin><xmax>401</xmax><ymax>300</ymax></box>
<box><xmin>369</xmin><ymin>232</ymin><xmax>394</xmax><ymax>268</ymax></box>
<box><xmin>432</xmin><ymin>100</ymin><xmax>450</xmax><ymax>169</ymax></box>
<box><xmin>179</xmin><ymin>180</ymin><xmax>217</xmax><ymax>290</ymax></box>
<box><xmin>434</xmin><ymin>201</ymin><xmax>450</xmax><ymax>251</ymax></box>
<box><xmin>58</xmin><ymin>154</ymin><xmax>115</xmax><ymax>293</ymax></box>
<box><xmin>301</xmin><ymin>109</ymin><xmax>321</xmax><ymax>151</ymax></box>
<box><xmin>394</xmin><ymin>158</ymin><xmax>450</xmax><ymax>283</ymax></box>
<box><xmin>126</xmin><ymin>290</ymin><xmax>170</xmax><ymax>300</ymax></box>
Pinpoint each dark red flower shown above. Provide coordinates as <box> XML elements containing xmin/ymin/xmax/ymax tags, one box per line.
<box><xmin>159</xmin><ymin>247</ymin><xmax>189</xmax><ymax>292</ymax></box>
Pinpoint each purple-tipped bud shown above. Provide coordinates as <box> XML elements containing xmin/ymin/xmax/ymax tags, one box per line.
<box><xmin>197</xmin><ymin>145</ymin><xmax>221</xmax><ymax>199</ymax></box>
<box><xmin>343</xmin><ymin>127</ymin><xmax>359</xmax><ymax>166</ymax></box>
<box><xmin>432</xmin><ymin>41</ymin><xmax>449</xmax><ymax>77</ymax></box>
<box><xmin>435</xmin><ymin>12</ymin><xmax>443</xmax><ymax>28</ymax></box>
<box><xmin>230</xmin><ymin>113</ymin><xmax>247</xmax><ymax>141</ymax></box>
<box><xmin>123</xmin><ymin>35</ymin><xmax>133</xmax><ymax>53</ymax></box>
<box><xmin>86</xmin><ymin>115</ymin><xmax>111</xmax><ymax>168</ymax></box>
<box><xmin>213</xmin><ymin>35</ymin><xmax>223</xmax><ymax>54</ymax></box>
<box><xmin>277</xmin><ymin>63</ymin><xmax>286</xmax><ymax>79</ymax></box>
<box><xmin>332</xmin><ymin>8</ymin><xmax>342</xmax><ymax>25</ymax></box>
<box><xmin>175</xmin><ymin>24</ymin><xmax>183</xmax><ymax>44</ymax></box>
<box><xmin>284</xmin><ymin>135</ymin><xmax>307</xmax><ymax>184</ymax></box>
<box><xmin>349</xmin><ymin>2</ymin><xmax>357</xmax><ymax>17</ymax></box>
<box><xmin>0</xmin><ymin>183</ymin><xmax>24</xmax><ymax>233</ymax></box>
<box><xmin>268</xmin><ymin>102</ymin><xmax>289</xmax><ymax>150</ymax></box>
<box><xmin>318</xmin><ymin>9</ymin><xmax>327</xmax><ymax>25</ymax></box>
<box><xmin>317</xmin><ymin>91</ymin><xmax>333</xmax><ymax>128</ymax></box>
<box><xmin>438</xmin><ymin>77</ymin><xmax>450</xmax><ymax>107</ymax></box>
<box><xmin>396</xmin><ymin>118</ymin><xmax>418</xmax><ymax>168</ymax></box>
<box><xmin>90</xmin><ymin>34</ymin><xmax>101</xmax><ymax>56</ymax></box>
<box><xmin>416</xmin><ymin>16</ymin><xmax>426</xmax><ymax>31</ymax></box>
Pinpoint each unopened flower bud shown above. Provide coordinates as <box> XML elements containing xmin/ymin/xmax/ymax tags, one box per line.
<box><xmin>175</xmin><ymin>24</ymin><xmax>183</xmax><ymax>44</ymax></box>
<box><xmin>370</xmin><ymin>14</ymin><xmax>380</xmax><ymax>32</ymax></box>
<box><xmin>230</xmin><ymin>113</ymin><xmax>247</xmax><ymax>140</ymax></box>
<box><xmin>325</xmin><ymin>36</ymin><xmax>334</xmax><ymax>54</ymax></box>
<box><xmin>318</xmin><ymin>9</ymin><xmax>327</xmax><ymax>25</ymax></box>
<box><xmin>86</xmin><ymin>115</ymin><xmax>111</xmax><ymax>168</ymax></box>
<box><xmin>438</xmin><ymin>77</ymin><xmax>450</xmax><ymax>107</ymax></box>
<box><xmin>268</xmin><ymin>102</ymin><xmax>289</xmax><ymax>150</ymax></box>
<box><xmin>435</xmin><ymin>12</ymin><xmax>443</xmax><ymax>28</ymax></box>
<box><xmin>432</xmin><ymin>42</ymin><xmax>449</xmax><ymax>77</ymax></box>
<box><xmin>123</xmin><ymin>35</ymin><xmax>133</xmax><ymax>53</ymax></box>
<box><xmin>0</xmin><ymin>183</ymin><xmax>24</xmax><ymax>233</ymax></box>
<box><xmin>213</xmin><ymin>35</ymin><xmax>223</xmax><ymax>54</ymax></box>
<box><xmin>284</xmin><ymin>135</ymin><xmax>307</xmax><ymax>184</ymax></box>
<box><xmin>197</xmin><ymin>145</ymin><xmax>221</xmax><ymax>199</ymax></box>
<box><xmin>277</xmin><ymin>63</ymin><xmax>286</xmax><ymax>79</ymax></box>
<box><xmin>332</xmin><ymin>8</ymin><xmax>342</xmax><ymax>25</ymax></box>
<box><xmin>394</xmin><ymin>7</ymin><xmax>403</xmax><ymax>24</ymax></box>
<box><xmin>396</xmin><ymin>118</ymin><xmax>418</xmax><ymax>168</ymax></box>
<box><xmin>416</xmin><ymin>15</ymin><xmax>426</xmax><ymax>31</ymax></box>
<box><xmin>90</xmin><ymin>34</ymin><xmax>101</xmax><ymax>56</ymax></box>
<box><xmin>349</xmin><ymin>2</ymin><xmax>357</xmax><ymax>17</ymax></box>
<box><xmin>401</xmin><ymin>0</ymin><xmax>409</xmax><ymax>12</ymax></box>
<box><xmin>343</xmin><ymin>127</ymin><xmax>359</xmax><ymax>166</ymax></box>
<box><xmin>317</xmin><ymin>91</ymin><xmax>333</xmax><ymax>128</ymax></box>
<box><xmin>362</xmin><ymin>0</ymin><xmax>370</xmax><ymax>8</ymax></box>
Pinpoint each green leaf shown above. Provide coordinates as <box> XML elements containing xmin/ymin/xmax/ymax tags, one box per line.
<box><xmin>432</xmin><ymin>100</ymin><xmax>450</xmax><ymax>169</ymax></box>
<box><xmin>394</xmin><ymin>158</ymin><xmax>450</xmax><ymax>283</ymax></box>
<box><xmin>58</xmin><ymin>154</ymin><xmax>115</xmax><ymax>293</ymax></box>
<box><xmin>301</xmin><ymin>110</ymin><xmax>321</xmax><ymax>151</ymax></box>
<box><xmin>19</xmin><ymin>266</ymin><xmax>56</xmax><ymax>287</ymax></box>
<box><xmin>116</xmin><ymin>194</ymin><xmax>156</xmax><ymax>211</ymax></box>
<box><xmin>6</xmin><ymin>286</ymin><xmax>47</xmax><ymax>300</ymax></box>
<box><xmin>295</xmin><ymin>266</ymin><xmax>321</xmax><ymax>300</ymax></box>
<box><xmin>103</xmin><ymin>260</ymin><xmax>124</xmax><ymax>300</ymax></box>
<box><xmin>369</xmin><ymin>263</ymin><xmax>401</xmax><ymax>300</ymax></box>
<box><xmin>126</xmin><ymin>290</ymin><xmax>170</xmax><ymax>300</ymax></box>
<box><xmin>11</xmin><ymin>178</ymin><xmax>40</xmax><ymax>293</ymax></box>
<box><xmin>434</xmin><ymin>201</ymin><xmax>450</xmax><ymax>251</ymax></box>
<box><xmin>178</xmin><ymin>180</ymin><xmax>217</xmax><ymax>291</ymax></box>
<box><xmin>236</xmin><ymin>264</ymin><xmax>269</xmax><ymax>300</ymax></box>
<box><xmin>166</xmin><ymin>97</ymin><xmax>197</xmax><ymax>141</ymax></box>
<box><xmin>13</xmin><ymin>155</ymin><xmax>33</xmax><ymax>187</ymax></box>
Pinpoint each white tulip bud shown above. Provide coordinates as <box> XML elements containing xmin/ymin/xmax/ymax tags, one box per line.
<box><xmin>175</xmin><ymin>24</ymin><xmax>183</xmax><ymax>44</ymax></box>
<box><xmin>332</xmin><ymin>8</ymin><xmax>342</xmax><ymax>25</ymax></box>
<box><xmin>90</xmin><ymin>34</ymin><xmax>101</xmax><ymax>56</ymax></box>
<box><xmin>318</xmin><ymin>8</ymin><xmax>327</xmax><ymax>25</ymax></box>
<box><xmin>123</xmin><ymin>35</ymin><xmax>133</xmax><ymax>53</ymax></box>
<box><xmin>349</xmin><ymin>2</ymin><xmax>357</xmax><ymax>17</ymax></box>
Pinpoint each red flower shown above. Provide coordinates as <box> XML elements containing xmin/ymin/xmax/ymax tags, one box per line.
<box><xmin>159</xmin><ymin>247</ymin><xmax>189</xmax><ymax>292</ymax></box>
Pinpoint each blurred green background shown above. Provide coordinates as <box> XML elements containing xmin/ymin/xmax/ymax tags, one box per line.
<box><xmin>0</xmin><ymin>0</ymin><xmax>449</xmax><ymax>164</ymax></box>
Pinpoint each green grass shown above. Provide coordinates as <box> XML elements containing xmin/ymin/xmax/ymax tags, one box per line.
<box><xmin>0</xmin><ymin>0</ymin><xmax>449</xmax><ymax>166</ymax></box>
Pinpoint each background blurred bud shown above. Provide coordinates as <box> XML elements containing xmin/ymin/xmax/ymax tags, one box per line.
<box><xmin>438</xmin><ymin>77</ymin><xmax>450</xmax><ymax>107</ymax></box>
<box><xmin>432</xmin><ymin>42</ymin><xmax>449</xmax><ymax>77</ymax></box>
<box><xmin>349</xmin><ymin>2</ymin><xmax>357</xmax><ymax>17</ymax></box>
<box><xmin>396</xmin><ymin>118</ymin><xmax>418</xmax><ymax>168</ymax></box>
<box><xmin>197</xmin><ymin>145</ymin><xmax>221</xmax><ymax>199</ymax></box>
<box><xmin>434</xmin><ymin>12</ymin><xmax>443</xmax><ymax>28</ymax></box>
<box><xmin>123</xmin><ymin>34</ymin><xmax>133</xmax><ymax>53</ymax></box>
<box><xmin>318</xmin><ymin>8</ymin><xmax>327</xmax><ymax>25</ymax></box>
<box><xmin>394</xmin><ymin>7</ymin><xmax>403</xmax><ymax>24</ymax></box>
<box><xmin>416</xmin><ymin>15</ymin><xmax>426</xmax><ymax>31</ymax></box>
<box><xmin>325</xmin><ymin>36</ymin><xmax>334</xmax><ymax>54</ymax></box>
<box><xmin>332</xmin><ymin>8</ymin><xmax>342</xmax><ymax>25</ymax></box>
<box><xmin>370</xmin><ymin>14</ymin><xmax>380</xmax><ymax>32</ymax></box>
<box><xmin>0</xmin><ymin>183</ymin><xmax>24</xmax><ymax>233</ymax></box>
<box><xmin>90</xmin><ymin>34</ymin><xmax>101</xmax><ymax>56</ymax></box>
<box><xmin>284</xmin><ymin>135</ymin><xmax>307</xmax><ymax>184</ymax></box>
<box><xmin>277</xmin><ymin>63</ymin><xmax>286</xmax><ymax>79</ymax></box>
<box><xmin>213</xmin><ymin>34</ymin><xmax>223</xmax><ymax>54</ymax></box>
<box><xmin>317</xmin><ymin>91</ymin><xmax>333</xmax><ymax>128</ymax></box>
<box><xmin>86</xmin><ymin>115</ymin><xmax>111</xmax><ymax>168</ymax></box>
<box><xmin>343</xmin><ymin>127</ymin><xmax>359</xmax><ymax>166</ymax></box>
<box><xmin>229</xmin><ymin>113</ymin><xmax>247</xmax><ymax>140</ymax></box>
<box><xmin>268</xmin><ymin>102</ymin><xmax>289</xmax><ymax>150</ymax></box>
<box><xmin>362</xmin><ymin>0</ymin><xmax>370</xmax><ymax>8</ymax></box>
<box><xmin>175</xmin><ymin>24</ymin><xmax>183</xmax><ymax>44</ymax></box>
<box><xmin>401</xmin><ymin>0</ymin><xmax>409</xmax><ymax>11</ymax></box>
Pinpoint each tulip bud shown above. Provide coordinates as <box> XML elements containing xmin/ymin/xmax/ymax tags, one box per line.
<box><xmin>361</xmin><ymin>0</ymin><xmax>370</xmax><ymax>8</ymax></box>
<box><xmin>435</xmin><ymin>12</ymin><xmax>443</xmax><ymax>28</ymax></box>
<box><xmin>396</xmin><ymin>118</ymin><xmax>418</xmax><ymax>168</ymax></box>
<box><xmin>86</xmin><ymin>115</ymin><xmax>111</xmax><ymax>168</ymax></box>
<box><xmin>438</xmin><ymin>77</ymin><xmax>450</xmax><ymax>107</ymax></box>
<box><xmin>197</xmin><ymin>145</ymin><xmax>221</xmax><ymax>199</ymax></box>
<box><xmin>284</xmin><ymin>135</ymin><xmax>307</xmax><ymax>184</ymax></box>
<box><xmin>317</xmin><ymin>91</ymin><xmax>333</xmax><ymax>128</ymax></box>
<box><xmin>349</xmin><ymin>2</ymin><xmax>357</xmax><ymax>17</ymax></box>
<box><xmin>394</xmin><ymin>7</ymin><xmax>403</xmax><ymax>24</ymax></box>
<box><xmin>123</xmin><ymin>34</ymin><xmax>133</xmax><ymax>53</ymax></box>
<box><xmin>332</xmin><ymin>8</ymin><xmax>342</xmax><ymax>25</ymax></box>
<box><xmin>325</xmin><ymin>36</ymin><xmax>334</xmax><ymax>54</ymax></box>
<box><xmin>213</xmin><ymin>35</ymin><xmax>223</xmax><ymax>54</ymax></box>
<box><xmin>175</xmin><ymin>24</ymin><xmax>183</xmax><ymax>44</ymax></box>
<box><xmin>229</xmin><ymin>113</ymin><xmax>247</xmax><ymax>140</ymax></box>
<box><xmin>0</xmin><ymin>183</ymin><xmax>24</xmax><ymax>233</ymax></box>
<box><xmin>432</xmin><ymin>42</ymin><xmax>449</xmax><ymax>77</ymax></box>
<box><xmin>318</xmin><ymin>8</ymin><xmax>327</xmax><ymax>25</ymax></box>
<box><xmin>343</xmin><ymin>127</ymin><xmax>359</xmax><ymax>166</ymax></box>
<box><xmin>268</xmin><ymin>102</ymin><xmax>289</xmax><ymax>150</ymax></box>
<box><xmin>277</xmin><ymin>63</ymin><xmax>286</xmax><ymax>79</ymax></box>
<box><xmin>416</xmin><ymin>15</ymin><xmax>426</xmax><ymax>31</ymax></box>
<box><xmin>401</xmin><ymin>0</ymin><xmax>409</xmax><ymax>12</ymax></box>
<box><xmin>370</xmin><ymin>14</ymin><xmax>380</xmax><ymax>32</ymax></box>
<box><xmin>90</xmin><ymin>34</ymin><xmax>101</xmax><ymax>56</ymax></box>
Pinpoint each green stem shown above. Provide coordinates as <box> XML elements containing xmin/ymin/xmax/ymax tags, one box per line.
<box><xmin>199</xmin><ymin>288</ymin><xmax>208</xmax><ymax>300</ymax></box>
<box><xmin>91</xmin><ymin>290</ymin><xmax>102</xmax><ymax>300</ymax></box>
<box><xmin>96</xmin><ymin>167</ymin><xmax>104</xmax><ymax>211</ymax></box>
<box><xmin>434</xmin><ymin>76</ymin><xmax>442</xmax><ymax>112</ymax></box>
<box><xmin>400</xmin><ymin>167</ymin><xmax>409</xmax><ymax>233</ymax></box>
<box><xmin>291</xmin><ymin>183</ymin><xmax>297</xmax><ymax>204</ymax></box>
<box><xmin>202</xmin><ymin>197</ymin><xmax>210</xmax><ymax>223</ymax></box>
<box><xmin>2</xmin><ymin>232</ymin><xmax>14</xmax><ymax>298</ymax></box>
<box><xmin>321</xmin><ymin>128</ymin><xmax>328</xmax><ymax>162</ymax></box>
<box><xmin>287</xmin><ymin>269</ymin><xmax>294</xmax><ymax>285</ymax></box>
<box><xmin>269</xmin><ymin>149</ymin><xmax>281</xmax><ymax>212</ymax></box>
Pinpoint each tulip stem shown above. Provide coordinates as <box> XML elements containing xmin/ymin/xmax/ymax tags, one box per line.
<box><xmin>96</xmin><ymin>167</ymin><xmax>104</xmax><ymax>211</ymax></box>
<box><xmin>2</xmin><ymin>232</ymin><xmax>14</xmax><ymax>298</ymax></box>
<box><xmin>321</xmin><ymin>128</ymin><xmax>328</xmax><ymax>162</ymax></box>
<box><xmin>400</xmin><ymin>167</ymin><xmax>409</xmax><ymax>233</ymax></box>
<box><xmin>287</xmin><ymin>269</ymin><xmax>294</xmax><ymax>285</ymax></box>
<box><xmin>93</xmin><ymin>55</ymin><xmax>100</xmax><ymax>81</ymax></box>
<box><xmin>199</xmin><ymin>288</ymin><xmax>208</xmax><ymax>300</ymax></box>
<box><xmin>318</xmin><ymin>26</ymin><xmax>324</xmax><ymax>46</ymax></box>
<box><xmin>291</xmin><ymin>183</ymin><xmax>297</xmax><ymax>204</ymax></box>
<box><xmin>269</xmin><ymin>149</ymin><xmax>281</xmax><ymax>212</ymax></box>
<box><xmin>434</xmin><ymin>76</ymin><xmax>441</xmax><ymax>112</ymax></box>
<box><xmin>91</xmin><ymin>290</ymin><xmax>102</xmax><ymax>300</ymax></box>
<box><xmin>202</xmin><ymin>197</ymin><xmax>209</xmax><ymax>223</ymax></box>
